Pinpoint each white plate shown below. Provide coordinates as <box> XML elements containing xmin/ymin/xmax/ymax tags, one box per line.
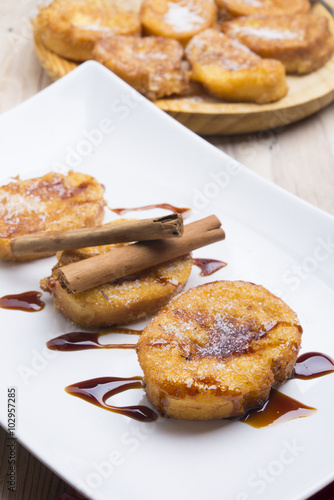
<box><xmin>0</xmin><ymin>61</ymin><xmax>333</xmax><ymax>500</ymax></box>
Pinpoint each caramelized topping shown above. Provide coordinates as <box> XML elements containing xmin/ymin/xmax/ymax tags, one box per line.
<box><xmin>0</xmin><ymin>172</ymin><xmax>105</xmax><ymax>239</ymax></box>
<box><xmin>24</xmin><ymin>175</ymin><xmax>90</xmax><ymax>199</ymax></box>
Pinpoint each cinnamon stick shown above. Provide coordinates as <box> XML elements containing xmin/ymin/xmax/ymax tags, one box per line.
<box><xmin>58</xmin><ymin>215</ymin><xmax>225</xmax><ymax>294</ymax></box>
<box><xmin>10</xmin><ymin>214</ymin><xmax>183</xmax><ymax>256</ymax></box>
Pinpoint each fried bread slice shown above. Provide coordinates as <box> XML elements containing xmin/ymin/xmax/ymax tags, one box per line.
<box><xmin>41</xmin><ymin>235</ymin><xmax>193</xmax><ymax>327</ymax></box>
<box><xmin>137</xmin><ymin>280</ymin><xmax>302</xmax><ymax>420</ymax></box>
<box><xmin>140</xmin><ymin>0</ymin><xmax>217</xmax><ymax>45</ymax></box>
<box><xmin>0</xmin><ymin>171</ymin><xmax>105</xmax><ymax>261</ymax></box>
<box><xmin>185</xmin><ymin>29</ymin><xmax>288</xmax><ymax>103</ymax></box>
<box><xmin>222</xmin><ymin>14</ymin><xmax>334</xmax><ymax>75</ymax></box>
<box><xmin>216</xmin><ymin>0</ymin><xmax>310</xmax><ymax>18</ymax></box>
<box><xmin>33</xmin><ymin>0</ymin><xmax>141</xmax><ymax>62</ymax></box>
<box><xmin>93</xmin><ymin>35</ymin><xmax>189</xmax><ymax>100</ymax></box>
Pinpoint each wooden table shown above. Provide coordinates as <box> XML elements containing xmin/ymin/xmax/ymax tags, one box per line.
<box><xmin>0</xmin><ymin>1</ymin><xmax>333</xmax><ymax>499</ymax></box>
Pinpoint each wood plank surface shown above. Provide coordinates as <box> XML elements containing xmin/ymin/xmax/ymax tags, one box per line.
<box><xmin>0</xmin><ymin>1</ymin><xmax>333</xmax><ymax>500</ymax></box>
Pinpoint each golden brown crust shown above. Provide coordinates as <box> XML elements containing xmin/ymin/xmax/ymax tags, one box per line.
<box><xmin>33</xmin><ymin>0</ymin><xmax>141</xmax><ymax>62</ymax></box>
<box><xmin>137</xmin><ymin>280</ymin><xmax>302</xmax><ymax>420</ymax></box>
<box><xmin>41</xmin><ymin>233</ymin><xmax>193</xmax><ymax>327</ymax></box>
<box><xmin>185</xmin><ymin>29</ymin><xmax>288</xmax><ymax>103</ymax></box>
<box><xmin>0</xmin><ymin>171</ymin><xmax>105</xmax><ymax>261</ymax></box>
<box><xmin>140</xmin><ymin>0</ymin><xmax>217</xmax><ymax>44</ymax></box>
<box><xmin>222</xmin><ymin>14</ymin><xmax>334</xmax><ymax>75</ymax></box>
<box><xmin>216</xmin><ymin>0</ymin><xmax>310</xmax><ymax>18</ymax></box>
<box><xmin>93</xmin><ymin>35</ymin><xmax>190</xmax><ymax>100</ymax></box>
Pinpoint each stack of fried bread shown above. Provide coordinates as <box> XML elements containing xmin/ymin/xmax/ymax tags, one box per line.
<box><xmin>2</xmin><ymin>171</ymin><xmax>303</xmax><ymax>420</ymax></box>
<box><xmin>3</xmin><ymin>171</ymin><xmax>194</xmax><ymax>324</ymax></box>
<box><xmin>32</xmin><ymin>0</ymin><xmax>334</xmax><ymax>104</ymax></box>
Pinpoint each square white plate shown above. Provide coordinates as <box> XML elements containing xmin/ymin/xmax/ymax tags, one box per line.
<box><xmin>0</xmin><ymin>61</ymin><xmax>333</xmax><ymax>500</ymax></box>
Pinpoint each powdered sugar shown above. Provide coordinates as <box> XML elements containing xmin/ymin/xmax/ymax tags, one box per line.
<box><xmin>134</xmin><ymin>51</ymin><xmax>168</xmax><ymax>60</ymax></box>
<box><xmin>240</xmin><ymin>0</ymin><xmax>262</xmax><ymax>6</ymax></box>
<box><xmin>161</xmin><ymin>308</ymin><xmax>277</xmax><ymax>360</ymax></box>
<box><xmin>0</xmin><ymin>191</ymin><xmax>48</xmax><ymax>237</ymax></box>
<box><xmin>196</xmin><ymin>314</ymin><xmax>273</xmax><ymax>359</ymax></box>
<box><xmin>187</xmin><ymin>31</ymin><xmax>259</xmax><ymax>71</ymax></box>
<box><xmin>164</xmin><ymin>2</ymin><xmax>204</xmax><ymax>32</ymax></box>
<box><xmin>0</xmin><ymin>192</ymin><xmax>46</xmax><ymax>221</ymax></box>
<box><xmin>74</xmin><ymin>23</ymin><xmax>111</xmax><ymax>31</ymax></box>
<box><xmin>235</xmin><ymin>26</ymin><xmax>300</xmax><ymax>40</ymax></box>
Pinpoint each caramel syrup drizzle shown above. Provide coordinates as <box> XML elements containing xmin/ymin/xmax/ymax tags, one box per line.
<box><xmin>193</xmin><ymin>258</ymin><xmax>227</xmax><ymax>276</ymax></box>
<box><xmin>241</xmin><ymin>352</ymin><xmax>334</xmax><ymax>428</ymax></box>
<box><xmin>293</xmin><ymin>351</ymin><xmax>334</xmax><ymax>380</ymax></box>
<box><xmin>0</xmin><ymin>291</ymin><xmax>45</xmax><ymax>312</ymax></box>
<box><xmin>109</xmin><ymin>203</ymin><xmax>191</xmax><ymax>218</ymax></box>
<box><xmin>47</xmin><ymin>328</ymin><xmax>142</xmax><ymax>352</ymax></box>
<box><xmin>66</xmin><ymin>376</ymin><xmax>158</xmax><ymax>422</ymax></box>
<box><xmin>240</xmin><ymin>388</ymin><xmax>316</xmax><ymax>428</ymax></box>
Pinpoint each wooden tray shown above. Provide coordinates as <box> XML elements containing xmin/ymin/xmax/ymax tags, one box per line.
<box><xmin>33</xmin><ymin>3</ymin><xmax>334</xmax><ymax>135</ymax></box>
